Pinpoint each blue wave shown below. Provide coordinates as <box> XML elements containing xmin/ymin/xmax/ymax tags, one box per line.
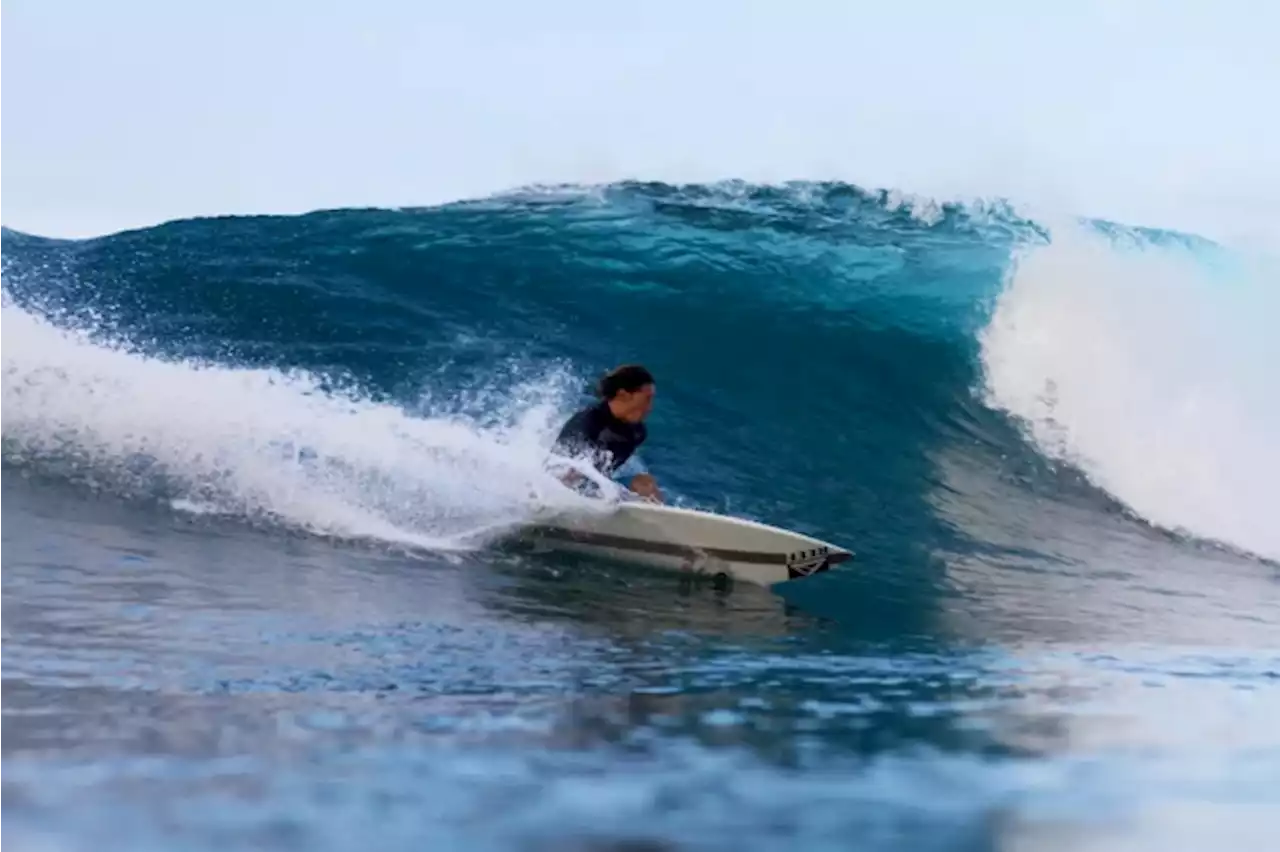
<box><xmin>3</xmin><ymin>181</ymin><xmax>1275</xmax><ymax>612</ymax></box>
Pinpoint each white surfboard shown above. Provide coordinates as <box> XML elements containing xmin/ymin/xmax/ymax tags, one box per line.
<box><xmin>518</xmin><ymin>498</ymin><xmax>852</xmax><ymax>587</ymax></box>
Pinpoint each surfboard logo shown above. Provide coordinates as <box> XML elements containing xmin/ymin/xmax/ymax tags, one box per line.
<box><xmin>785</xmin><ymin>547</ymin><xmax>830</xmax><ymax>579</ymax></box>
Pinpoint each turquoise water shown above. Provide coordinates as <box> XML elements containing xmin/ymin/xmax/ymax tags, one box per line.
<box><xmin>3</xmin><ymin>181</ymin><xmax>1278</xmax><ymax>850</ymax></box>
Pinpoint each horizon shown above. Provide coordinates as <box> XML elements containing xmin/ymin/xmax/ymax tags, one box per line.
<box><xmin>4</xmin><ymin>0</ymin><xmax>1278</xmax><ymax>248</ymax></box>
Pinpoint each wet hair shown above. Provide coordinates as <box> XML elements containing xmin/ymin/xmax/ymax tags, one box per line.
<box><xmin>597</xmin><ymin>364</ymin><xmax>655</xmax><ymax>400</ymax></box>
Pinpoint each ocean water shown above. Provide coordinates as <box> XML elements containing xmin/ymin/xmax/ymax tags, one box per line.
<box><xmin>3</xmin><ymin>181</ymin><xmax>1279</xmax><ymax>851</ymax></box>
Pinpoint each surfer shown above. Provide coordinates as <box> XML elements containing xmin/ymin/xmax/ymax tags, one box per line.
<box><xmin>550</xmin><ymin>364</ymin><xmax>663</xmax><ymax>502</ymax></box>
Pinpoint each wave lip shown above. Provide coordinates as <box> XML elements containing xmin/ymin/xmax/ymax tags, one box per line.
<box><xmin>980</xmin><ymin>222</ymin><xmax>1280</xmax><ymax>563</ymax></box>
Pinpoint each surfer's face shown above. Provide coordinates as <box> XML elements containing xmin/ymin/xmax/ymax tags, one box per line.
<box><xmin>611</xmin><ymin>383</ymin><xmax>655</xmax><ymax>423</ymax></box>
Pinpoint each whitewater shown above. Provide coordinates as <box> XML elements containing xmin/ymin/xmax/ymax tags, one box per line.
<box><xmin>4</xmin><ymin>180</ymin><xmax>1280</xmax><ymax>852</ymax></box>
<box><xmin>2</xmin><ymin>297</ymin><xmax>602</xmax><ymax>550</ymax></box>
<box><xmin>981</xmin><ymin>222</ymin><xmax>1280</xmax><ymax>561</ymax></box>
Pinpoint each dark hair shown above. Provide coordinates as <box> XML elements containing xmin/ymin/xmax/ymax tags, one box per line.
<box><xmin>597</xmin><ymin>364</ymin><xmax>654</xmax><ymax>399</ymax></box>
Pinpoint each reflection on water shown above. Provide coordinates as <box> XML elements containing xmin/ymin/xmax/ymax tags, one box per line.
<box><xmin>924</xmin><ymin>444</ymin><xmax>1280</xmax><ymax>646</ymax></box>
<box><xmin>4</xmin><ymin>476</ymin><xmax>1279</xmax><ymax>851</ymax></box>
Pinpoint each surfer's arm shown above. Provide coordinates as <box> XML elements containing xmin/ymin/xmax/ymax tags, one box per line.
<box><xmin>549</xmin><ymin>414</ymin><xmax>590</xmax><ymax>484</ymax></box>
<box><xmin>613</xmin><ymin>454</ymin><xmax>661</xmax><ymax>502</ymax></box>
<box><xmin>628</xmin><ymin>473</ymin><xmax>662</xmax><ymax>502</ymax></box>
<box><xmin>612</xmin><ymin>453</ymin><xmax>648</xmax><ymax>480</ymax></box>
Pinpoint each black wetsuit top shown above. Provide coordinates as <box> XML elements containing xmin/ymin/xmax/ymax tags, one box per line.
<box><xmin>551</xmin><ymin>402</ymin><xmax>647</xmax><ymax>476</ymax></box>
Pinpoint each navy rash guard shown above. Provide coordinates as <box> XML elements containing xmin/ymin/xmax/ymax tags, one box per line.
<box><xmin>551</xmin><ymin>401</ymin><xmax>647</xmax><ymax>477</ymax></box>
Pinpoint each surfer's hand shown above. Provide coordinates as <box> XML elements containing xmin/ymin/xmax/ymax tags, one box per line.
<box><xmin>629</xmin><ymin>473</ymin><xmax>662</xmax><ymax>503</ymax></box>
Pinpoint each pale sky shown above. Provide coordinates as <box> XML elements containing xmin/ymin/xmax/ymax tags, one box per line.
<box><xmin>4</xmin><ymin>0</ymin><xmax>1278</xmax><ymax>245</ymax></box>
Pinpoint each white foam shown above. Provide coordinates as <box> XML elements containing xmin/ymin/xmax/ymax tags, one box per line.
<box><xmin>979</xmin><ymin>222</ymin><xmax>1280</xmax><ymax>562</ymax></box>
<box><xmin>1</xmin><ymin>298</ymin><xmax>601</xmax><ymax>551</ymax></box>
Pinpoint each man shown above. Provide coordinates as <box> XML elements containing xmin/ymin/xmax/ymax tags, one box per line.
<box><xmin>550</xmin><ymin>364</ymin><xmax>663</xmax><ymax>502</ymax></box>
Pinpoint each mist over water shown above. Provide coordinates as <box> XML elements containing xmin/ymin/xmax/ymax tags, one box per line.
<box><xmin>980</xmin><ymin>222</ymin><xmax>1280</xmax><ymax>561</ymax></box>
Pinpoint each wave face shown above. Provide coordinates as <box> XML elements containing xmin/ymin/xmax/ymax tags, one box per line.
<box><xmin>3</xmin><ymin>181</ymin><xmax>1277</xmax><ymax>571</ymax></box>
